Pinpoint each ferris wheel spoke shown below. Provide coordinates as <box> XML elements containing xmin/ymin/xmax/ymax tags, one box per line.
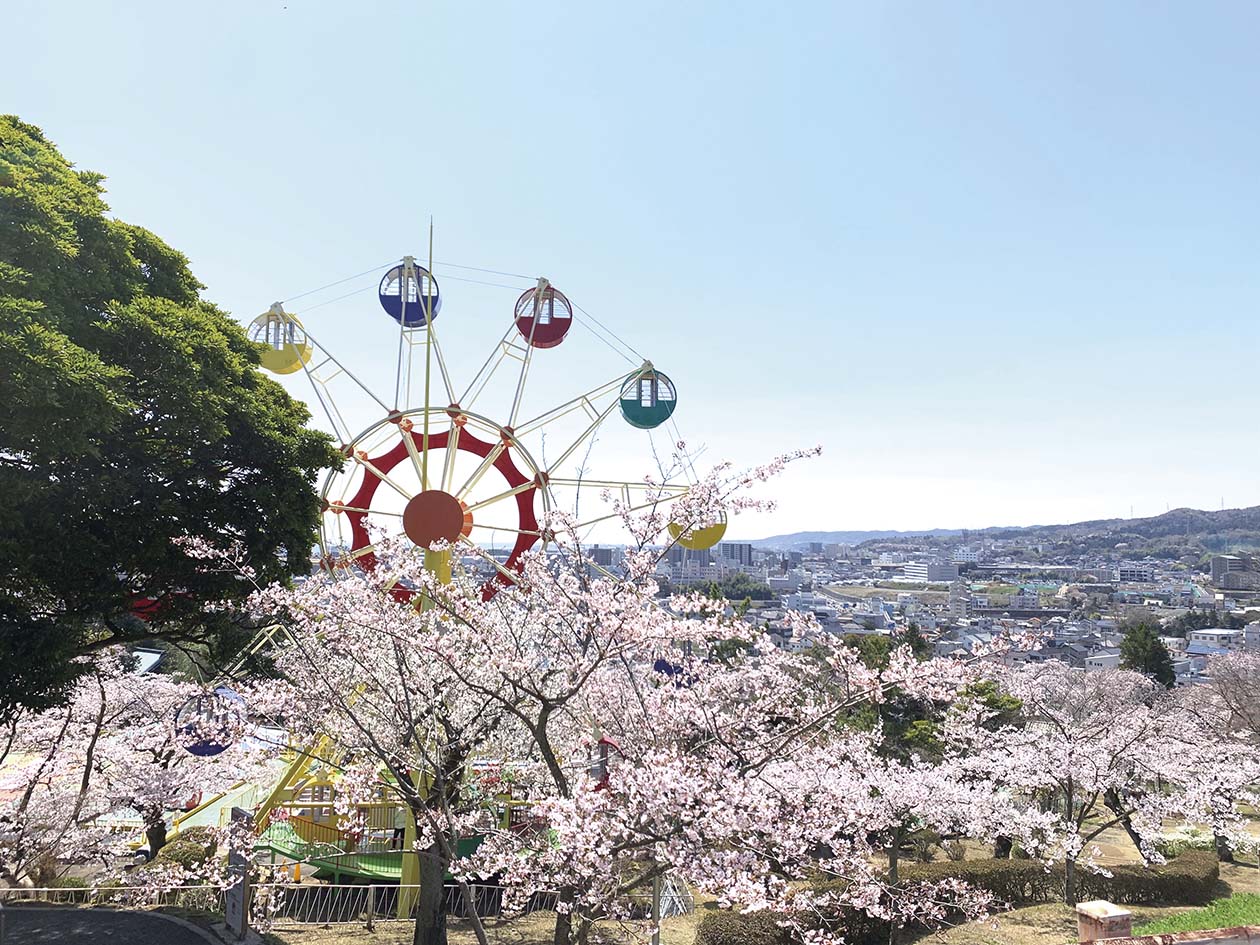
<box><xmin>332</xmin><ymin>505</ymin><xmax>402</xmax><ymax>517</ymax></box>
<box><xmin>353</xmin><ymin>455</ymin><xmax>415</xmax><ymax>502</ymax></box>
<box><xmin>426</xmin><ymin>328</ymin><xmax>456</xmax><ymax>407</ymax></box>
<box><xmin>544</xmin><ymin>399</ymin><xmax>621</xmax><ymax>476</ymax></box>
<box><xmin>463</xmin><ymin>481</ymin><xmax>537</xmax><ymax>516</ymax></box>
<box><xmin>544</xmin><ymin>478</ymin><xmax>688</xmax><ymax>533</ymax></box>
<box><xmin>546</xmin><ymin>478</ymin><xmax>691</xmax><ymax>497</ymax></box>
<box><xmin>564</xmin><ymin>492</ymin><xmax>685</xmax><ymax>533</ymax></box>
<box><xmin>458</xmin><ymin>326</ymin><xmax>520</xmax><ymax>411</ymax></box>
<box><xmin>454</xmin><ymin>440</ymin><xmax>508</xmax><ymax>501</ymax></box>
<box><xmin>456</xmin><ymin>536</ymin><xmax>523</xmax><ymax>585</ymax></box>
<box><xmin>441</xmin><ymin>419</ymin><xmax>461</xmax><ymax>493</ymax></box>
<box><xmin>507</xmin><ymin>344</ymin><xmax>536</xmax><ymax>429</ymax></box>
<box><xmin>514</xmin><ymin>371</ymin><xmax>632</xmax><ymax>438</ymax></box>
<box><xmin>400</xmin><ymin>426</ymin><xmax>430</xmax><ymax>493</ymax></box>
<box><xmin>467</xmin><ymin>523</ymin><xmax>541</xmax><ymax>537</ymax></box>
<box><xmin>286</xmin><ymin>318</ymin><xmax>390</xmax><ymax>437</ymax></box>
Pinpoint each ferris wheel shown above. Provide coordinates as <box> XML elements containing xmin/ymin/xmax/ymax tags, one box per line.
<box><xmin>248</xmin><ymin>248</ymin><xmax>727</xmax><ymax>598</ymax></box>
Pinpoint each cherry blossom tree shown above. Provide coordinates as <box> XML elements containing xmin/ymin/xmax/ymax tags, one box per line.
<box><xmin>1172</xmin><ymin>651</ymin><xmax>1260</xmax><ymax>862</ymax></box>
<box><xmin>972</xmin><ymin>662</ymin><xmax>1198</xmax><ymax>904</ymax></box>
<box><xmin>1</xmin><ymin>652</ymin><xmax>269</xmax><ymax>886</ymax></box>
<box><xmin>4</xmin><ymin>446</ymin><xmax>1061</xmax><ymax>945</ymax></box>
<box><xmin>240</xmin><ymin>450</ymin><xmax>1054</xmax><ymax>945</ymax></box>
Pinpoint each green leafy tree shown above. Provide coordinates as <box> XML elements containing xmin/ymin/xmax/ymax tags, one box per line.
<box><xmin>701</xmin><ymin>571</ymin><xmax>775</xmax><ymax>601</ymax></box>
<box><xmin>0</xmin><ymin>116</ymin><xmax>339</xmax><ymax>716</ymax></box>
<box><xmin>1119</xmin><ymin>619</ymin><xmax>1176</xmax><ymax>688</ymax></box>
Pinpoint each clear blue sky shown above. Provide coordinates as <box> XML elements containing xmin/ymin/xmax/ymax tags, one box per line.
<box><xmin>7</xmin><ymin>1</ymin><xmax>1260</xmax><ymax>538</ymax></box>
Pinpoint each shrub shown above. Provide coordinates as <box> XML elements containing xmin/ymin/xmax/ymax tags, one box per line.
<box><xmin>1154</xmin><ymin>825</ymin><xmax>1216</xmax><ymax>859</ymax></box>
<box><xmin>153</xmin><ymin>839</ymin><xmax>212</xmax><ymax>870</ymax></box>
<box><xmin>176</xmin><ymin>826</ymin><xmax>219</xmax><ymax>859</ymax></box>
<box><xmin>909</xmin><ymin>829</ymin><xmax>939</xmax><ymax>863</ymax></box>
<box><xmin>1075</xmin><ymin>851</ymin><xmax>1219</xmax><ymax>906</ymax></box>
<box><xmin>695</xmin><ymin>909</ymin><xmax>792</xmax><ymax>945</ymax></box>
<box><xmin>695</xmin><ymin>905</ymin><xmax>890</xmax><ymax>945</ymax></box>
<box><xmin>941</xmin><ymin>840</ymin><xmax>967</xmax><ymax>862</ymax></box>
<box><xmin>896</xmin><ymin>852</ymin><xmax>1218</xmax><ymax>908</ymax></box>
<box><xmin>48</xmin><ymin>876</ymin><xmax>89</xmax><ymax>888</ymax></box>
<box><xmin>694</xmin><ymin>853</ymin><xmax>1220</xmax><ymax>945</ymax></box>
<box><xmin>899</xmin><ymin>858</ymin><xmax>1059</xmax><ymax>907</ymax></box>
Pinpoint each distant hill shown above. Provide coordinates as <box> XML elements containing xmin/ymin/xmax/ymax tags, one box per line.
<box><xmin>748</xmin><ymin>506</ymin><xmax>1260</xmax><ymax>556</ymax></box>
<box><xmin>748</xmin><ymin>529</ymin><xmax>966</xmax><ymax>551</ymax></box>
<box><xmin>974</xmin><ymin>506</ymin><xmax>1260</xmax><ymax>555</ymax></box>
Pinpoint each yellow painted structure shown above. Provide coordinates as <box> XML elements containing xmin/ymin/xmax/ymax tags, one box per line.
<box><xmin>668</xmin><ymin>513</ymin><xmax>727</xmax><ymax>550</ymax></box>
<box><xmin>249</xmin><ymin>306</ymin><xmax>313</xmax><ymax>375</ymax></box>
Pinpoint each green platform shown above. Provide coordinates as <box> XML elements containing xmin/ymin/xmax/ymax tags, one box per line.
<box><xmin>255</xmin><ymin>821</ymin><xmax>484</xmax><ymax>883</ymax></box>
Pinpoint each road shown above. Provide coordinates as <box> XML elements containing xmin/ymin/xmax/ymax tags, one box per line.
<box><xmin>1</xmin><ymin>906</ymin><xmax>216</xmax><ymax>944</ymax></box>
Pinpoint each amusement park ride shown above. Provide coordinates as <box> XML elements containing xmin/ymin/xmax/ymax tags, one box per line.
<box><xmin>169</xmin><ymin>242</ymin><xmax>721</xmax><ymax>908</ymax></box>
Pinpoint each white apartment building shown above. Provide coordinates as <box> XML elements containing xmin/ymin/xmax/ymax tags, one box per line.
<box><xmin>904</xmin><ymin>560</ymin><xmax>960</xmax><ymax>582</ymax></box>
<box><xmin>1085</xmin><ymin>650</ymin><xmax>1122</xmax><ymax>671</ymax></box>
<box><xmin>1187</xmin><ymin>628</ymin><xmax>1243</xmax><ymax>649</ymax></box>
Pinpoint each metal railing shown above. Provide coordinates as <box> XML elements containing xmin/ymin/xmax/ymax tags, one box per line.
<box><xmin>253</xmin><ymin>882</ymin><xmax>557</xmax><ymax>926</ymax></box>
<box><xmin>0</xmin><ymin>885</ymin><xmax>228</xmax><ymax>912</ymax></box>
<box><xmin>0</xmin><ymin>880</ymin><xmax>691</xmax><ymax>930</ymax></box>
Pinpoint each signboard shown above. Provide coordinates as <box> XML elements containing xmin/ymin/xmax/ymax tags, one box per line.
<box><xmin>225</xmin><ymin>807</ymin><xmax>254</xmax><ymax>940</ymax></box>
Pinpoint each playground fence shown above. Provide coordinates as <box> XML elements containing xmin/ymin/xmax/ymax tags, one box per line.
<box><xmin>0</xmin><ymin>880</ymin><xmax>692</xmax><ymax>930</ymax></box>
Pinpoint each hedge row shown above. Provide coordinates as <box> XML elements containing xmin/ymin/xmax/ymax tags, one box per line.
<box><xmin>694</xmin><ymin>852</ymin><xmax>1220</xmax><ymax>945</ymax></box>
<box><xmin>898</xmin><ymin>851</ymin><xmax>1218</xmax><ymax>907</ymax></box>
<box><xmin>1074</xmin><ymin>851</ymin><xmax>1218</xmax><ymax>906</ymax></box>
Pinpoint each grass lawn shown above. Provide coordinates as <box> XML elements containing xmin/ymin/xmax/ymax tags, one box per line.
<box><xmin>1135</xmin><ymin>893</ymin><xmax>1260</xmax><ymax>935</ymax></box>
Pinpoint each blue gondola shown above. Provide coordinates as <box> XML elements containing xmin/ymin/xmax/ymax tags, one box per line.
<box><xmin>176</xmin><ymin>686</ymin><xmax>247</xmax><ymax>757</ymax></box>
<box><xmin>379</xmin><ymin>262</ymin><xmax>441</xmax><ymax>327</ymax></box>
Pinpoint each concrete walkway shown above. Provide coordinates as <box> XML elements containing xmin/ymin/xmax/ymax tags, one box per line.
<box><xmin>1</xmin><ymin>905</ymin><xmax>219</xmax><ymax>944</ymax></box>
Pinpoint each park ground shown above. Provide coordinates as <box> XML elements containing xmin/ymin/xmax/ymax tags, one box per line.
<box><xmin>263</xmin><ymin>818</ymin><xmax>1260</xmax><ymax>945</ymax></box>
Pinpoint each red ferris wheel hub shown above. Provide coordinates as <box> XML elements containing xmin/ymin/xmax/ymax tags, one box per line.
<box><xmin>403</xmin><ymin>490</ymin><xmax>468</xmax><ymax>548</ymax></box>
<box><xmin>339</xmin><ymin>420</ymin><xmax>541</xmax><ymax>598</ymax></box>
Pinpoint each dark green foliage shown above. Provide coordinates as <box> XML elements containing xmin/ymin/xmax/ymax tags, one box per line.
<box><xmin>1073</xmin><ymin>851</ymin><xmax>1219</xmax><ymax>906</ymax></box>
<box><xmin>843</xmin><ymin>633</ymin><xmax>893</xmax><ymax>669</ymax></box>
<box><xmin>957</xmin><ymin>679</ymin><xmax>1024</xmax><ymax>730</ymax></box>
<box><xmin>695</xmin><ymin>910</ymin><xmax>791</xmax><ymax>945</ymax></box>
<box><xmin>1119</xmin><ymin>619</ymin><xmax>1176</xmax><ymax>687</ymax></box>
<box><xmin>702</xmin><ymin>572</ymin><xmax>776</xmax><ymax>601</ymax></box>
<box><xmin>176</xmin><ymin>826</ymin><xmax>219</xmax><ymax>859</ymax></box>
<box><xmin>900</xmin><ymin>853</ymin><xmax>1218</xmax><ymax>909</ymax></box>
<box><xmin>0</xmin><ymin>116</ymin><xmax>340</xmax><ymax>716</ymax></box>
<box><xmin>899</xmin><ymin>858</ymin><xmax>1061</xmax><ymax>907</ymax></box>
<box><xmin>152</xmin><ymin>839</ymin><xmax>212</xmax><ymax>870</ymax></box>
<box><xmin>899</xmin><ymin>622</ymin><xmax>931</xmax><ymax>660</ymax></box>
<box><xmin>1166</xmin><ymin>609</ymin><xmax>1246</xmax><ymax>637</ymax></box>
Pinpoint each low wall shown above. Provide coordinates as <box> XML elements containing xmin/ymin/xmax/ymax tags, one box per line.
<box><xmin>1096</xmin><ymin>926</ymin><xmax>1260</xmax><ymax>945</ymax></box>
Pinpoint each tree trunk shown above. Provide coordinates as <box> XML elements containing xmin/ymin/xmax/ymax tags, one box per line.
<box><xmin>993</xmin><ymin>836</ymin><xmax>1013</xmax><ymax>859</ymax></box>
<box><xmin>887</xmin><ymin>826</ymin><xmax>904</xmax><ymax>884</ymax></box>
<box><xmin>1103</xmin><ymin>789</ymin><xmax>1149</xmax><ymax>863</ymax></box>
<box><xmin>1215</xmin><ymin>832</ymin><xmax>1236</xmax><ymax>864</ymax></box>
<box><xmin>412</xmin><ymin>842</ymin><xmax>449</xmax><ymax>945</ymax></box>
<box><xmin>145</xmin><ymin>820</ymin><xmax>167</xmax><ymax>859</ymax></box>
<box><xmin>553</xmin><ymin>889</ymin><xmax>575</xmax><ymax>945</ymax></box>
<box><xmin>1065</xmin><ymin>858</ymin><xmax>1077</xmax><ymax>906</ymax></box>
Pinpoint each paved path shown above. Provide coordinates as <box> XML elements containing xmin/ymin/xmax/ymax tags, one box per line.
<box><xmin>1</xmin><ymin>906</ymin><xmax>217</xmax><ymax>944</ymax></box>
